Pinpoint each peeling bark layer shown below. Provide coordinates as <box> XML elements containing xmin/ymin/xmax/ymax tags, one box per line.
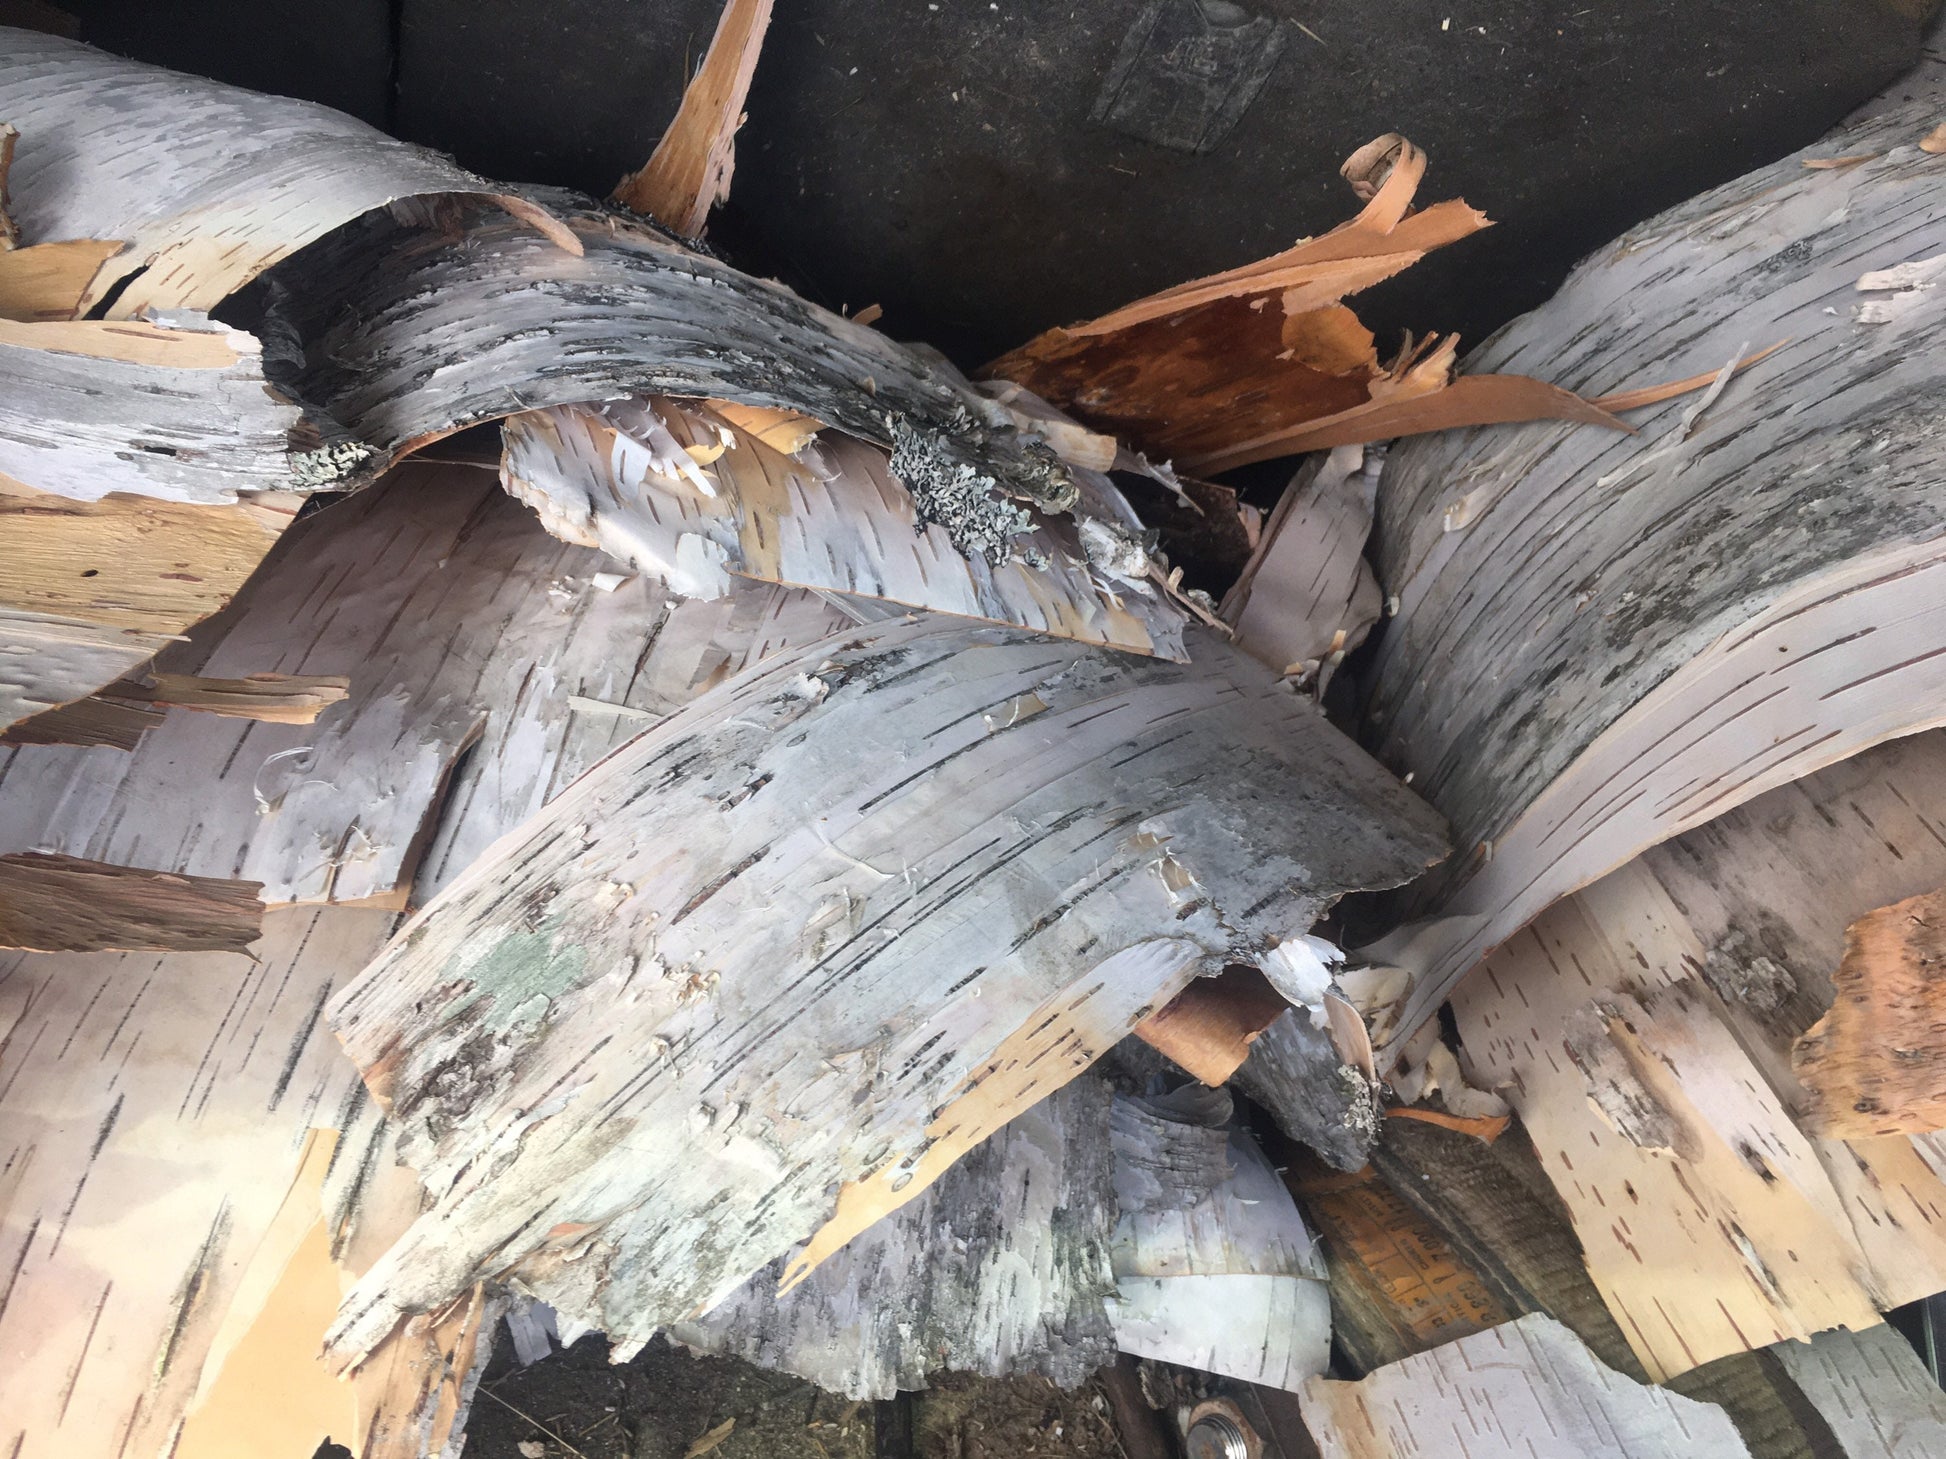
<box><xmin>256</xmin><ymin>206</ymin><xmax>1082</xmax><ymax>530</ymax></box>
<box><xmin>0</xmin><ymin>27</ymin><xmax>572</xmax><ymax>318</ymax></box>
<box><xmin>323</xmin><ymin>616</ymin><xmax>1445</xmax><ymax>1367</ymax></box>
<box><xmin>0</xmin><ymin>907</ymin><xmax>496</xmax><ymax>1459</ymax></box>
<box><xmin>501</xmin><ymin>400</ymin><xmax>1186</xmax><ymax>658</ymax></box>
<box><xmin>0</xmin><ymin>317</ymin><xmax>301</xmax><ymax>504</ymax></box>
<box><xmin>670</xmin><ymin>1077</ymin><xmax>1117</xmax><ymax>1398</ymax></box>
<box><xmin>0</xmin><ymin>464</ymin><xmax>849</xmax><ymax>905</ymax></box>
<box><xmin>1768</xmin><ymin>1324</ymin><xmax>1946</xmax><ymax>1458</ymax></box>
<box><xmin>1107</xmin><ymin>1087</ymin><xmax>1331</xmax><ymax>1389</ymax></box>
<box><xmin>1360</xmin><ymin>98</ymin><xmax>1946</xmax><ymax>1064</ymax></box>
<box><xmin>1452</xmin><ymin>730</ymin><xmax>1946</xmax><ymax>1381</ymax></box>
<box><xmin>0</xmin><ymin>483</ymin><xmax>297</xmax><ymax>732</ymax></box>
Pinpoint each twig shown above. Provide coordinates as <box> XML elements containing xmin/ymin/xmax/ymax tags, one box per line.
<box><xmin>478</xmin><ymin>1387</ymin><xmax>593</xmax><ymax>1459</ymax></box>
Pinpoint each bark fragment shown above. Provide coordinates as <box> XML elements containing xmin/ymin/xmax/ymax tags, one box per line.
<box><xmin>611</xmin><ymin>0</ymin><xmax>773</xmax><ymax>236</ymax></box>
<box><xmin>0</xmin><ymin>850</ymin><xmax>263</xmax><ymax>953</ymax></box>
<box><xmin>1794</xmin><ymin>884</ymin><xmax>1946</xmax><ymax>1137</ymax></box>
<box><xmin>0</xmin><ymin>27</ymin><xmax>576</xmax><ymax>318</ymax></box>
<box><xmin>1361</xmin><ymin>96</ymin><xmax>1946</xmax><ymax>1068</ymax></box>
<box><xmin>501</xmin><ymin>399</ymin><xmax>1186</xmax><ymax>658</ymax></box>
<box><xmin>1299</xmin><ymin>1315</ymin><xmax>1753</xmax><ymax>1459</ymax></box>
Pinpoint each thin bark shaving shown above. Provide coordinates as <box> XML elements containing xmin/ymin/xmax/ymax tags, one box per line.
<box><xmin>322</xmin><ymin>617</ymin><xmax>1446</xmax><ymax>1369</ymax></box>
<box><xmin>0</xmin><ymin>849</ymin><xmax>263</xmax><ymax>952</ymax></box>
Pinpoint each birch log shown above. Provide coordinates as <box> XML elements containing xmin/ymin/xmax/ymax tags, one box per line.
<box><xmin>0</xmin><ymin>907</ymin><xmax>498</xmax><ymax>1459</ymax></box>
<box><xmin>323</xmin><ymin>617</ymin><xmax>1446</xmax><ymax>1368</ymax></box>
<box><xmin>1299</xmin><ymin>1314</ymin><xmax>1753</xmax><ymax>1459</ymax></box>
<box><xmin>668</xmin><ymin>1076</ymin><xmax>1117</xmax><ymax>1398</ymax></box>
<box><xmin>1452</xmin><ymin>730</ymin><xmax>1946</xmax><ymax>1381</ymax></box>
<box><xmin>1358</xmin><ymin>96</ymin><xmax>1946</xmax><ymax>1067</ymax></box>
<box><xmin>0</xmin><ymin>27</ymin><xmax>575</xmax><ymax>318</ymax></box>
<box><xmin>0</xmin><ymin>465</ymin><xmax>850</xmax><ymax>904</ymax></box>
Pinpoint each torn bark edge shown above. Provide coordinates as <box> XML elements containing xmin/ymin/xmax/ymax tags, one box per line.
<box><xmin>0</xmin><ymin>122</ymin><xmax>19</xmax><ymax>250</ymax></box>
<box><xmin>1133</xmin><ymin>965</ymin><xmax>1292</xmax><ymax>1085</ymax></box>
<box><xmin>0</xmin><ymin>850</ymin><xmax>265</xmax><ymax>953</ymax></box>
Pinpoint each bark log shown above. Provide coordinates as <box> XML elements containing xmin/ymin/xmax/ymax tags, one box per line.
<box><xmin>254</xmin><ymin>203</ymin><xmax>1082</xmax><ymax>529</ymax></box>
<box><xmin>1359</xmin><ymin>96</ymin><xmax>1946</xmax><ymax>1068</ymax></box>
<box><xmin>321</xmin><ymin>615</ymin><xmax>1445</xmax><ymax>1369</ymax></box>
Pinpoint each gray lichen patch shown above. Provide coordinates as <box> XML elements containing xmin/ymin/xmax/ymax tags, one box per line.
<box><xmin>1335</xmin><ymin>1064</ymin><xmax>1384</xmax><ymax>1147</ymax></box>
<box><xmin>291</xmin><ymin>438</ymin><xmax>375</xmax><ymax>488</ymax></box>
<box><xmin>888</xmin><ymin>411</ymin><xmax>1080</xmax><ymax>566</ymax></box>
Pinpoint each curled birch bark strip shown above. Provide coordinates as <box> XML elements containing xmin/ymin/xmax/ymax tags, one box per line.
<box><xmin>1357</xmin><ymin>96</ymin><xmax>1946</xmax><ymax>1067</ymax></box>
<box><xmin>255</xmin><ymin>206</ymin><xmax>1086</xmax><ymax>541</ymax></box>
<box><xmin>502</xmin><ymin>399</ymin><xmax>1187</xmax><ymax>658</ymax></box>
<box><xmin>0</xmin><ymin>28</ymin><xmax>576</xmax><ymax>319</ymax></box>
<box><xmin>322</xmin><ymin>617</ymin><xmax>1445</xmax><ymax>1368</ymax></box>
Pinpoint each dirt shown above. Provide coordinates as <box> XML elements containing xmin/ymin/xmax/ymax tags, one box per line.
<box><xmin>461</xmin><ymin>1335</ymin><xmax>1129</xmax><ymax>1459</ymax></box>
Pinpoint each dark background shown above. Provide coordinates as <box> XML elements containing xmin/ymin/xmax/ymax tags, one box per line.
<box><xmin>13</xmin><ymin>0</ymin><xmax>1939</xmax><ymax>367</ymax></box>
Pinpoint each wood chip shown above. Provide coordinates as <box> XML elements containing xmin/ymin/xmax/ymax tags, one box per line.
<box><xmin>684</xmin><ymin>1417</ymin><xmax>737</xmax><ymax>1459</ymax></box>
<box><xmin>612</xmin><ymin>0</ymin><xmax>773</xmax><ymax>236</ymax></box>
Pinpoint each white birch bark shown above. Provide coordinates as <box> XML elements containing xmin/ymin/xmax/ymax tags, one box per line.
<box><xmin>1300</xmin><ymin>1314</ymin><xmax>1753</xmax><ymax>1459</ymax></box>
<box><xmin>1357</xmin><ymin>96</ymin><xmax>1946</xmax><ymax>1067</ymax></box>
<box><xmin>1769</xmin><ymin>1324</ymin><xmax>1946</xmax><ymax>1458</ymax></box>
<box><xmin>1106</xmin><ymin>1086</ymin><xmax>1331</xmax><ymax>1390</ymax></box>
<box><xmin>668</xmin><ymin>1076</ymin><xmax>1118</xmax><ymax>1398</ymax></box>
<box><xmin>1451</xmin><ymin>730</ymin><xmax>1946</xmax><ymax>1382</ymax></box>
<box><xmin>0</xmin><ymin>27</ymin><xmax>572</xmax><ymax>318</ymax></box>
<box><xmin>0</xmin><ymin>464</ymin><xmax>850</xmax><ymax>905</ymax></box>
<box><xmin>321</xmin><ymin>616</ymin><xmax>1446</xmax><ymax>1368</ymax></box>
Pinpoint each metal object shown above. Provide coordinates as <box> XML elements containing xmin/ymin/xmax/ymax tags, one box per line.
<box><xmin>1185</xmin><ymin>1411</ymin><xmax>1252</xmax><ymax>1459</ymax></box>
